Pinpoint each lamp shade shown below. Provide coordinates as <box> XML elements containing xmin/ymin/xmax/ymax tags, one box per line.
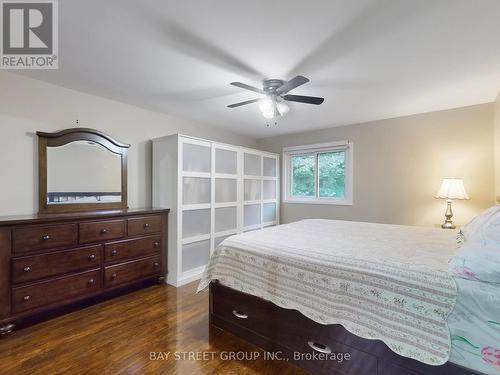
<box><xmin>435</xmin><ymin>179</ymin><xmax>469</xmax><ymax>200</ymax></box>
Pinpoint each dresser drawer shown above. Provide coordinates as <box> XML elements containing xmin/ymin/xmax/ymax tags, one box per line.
<box><xmin>211</xmin><ymin>283</ymin><xmax>275</xmax><ymax>338</ymax></box>
<box><xmin>79</xmin><ymin>219</ymin><xmax>125</xmax><ymax>244</ymax></box>
<box><xmin>12</xmin><ymin>269</ymin><xmax>101</xmax><ymax>313</ymax></box>
<box><xmin>13</xmin><ymin>224</ymin><xmax>77</xmax><ymax>254</ymax></box>
<box><xmin>104</xmin><ymin>255</ymin><xmax>161</xmax><ymax>287</ymax></box>
<box><xmin>105</xmin><ymin>235</ymin><xmax>161</xmax><ymax>263</ymax></box>
<box><xmin>127</xmin><ymin>215</ymin><xmax>162</xmax><ymax>237</ymax></box>
<box><xmin>12</xmin><ymin>245</ymin><xmax>102</xmax><ymax>284</ymax></box>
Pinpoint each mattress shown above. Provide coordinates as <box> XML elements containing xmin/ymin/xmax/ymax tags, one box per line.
<box><xmin>198</xmin><ymin>219</ymin><xmax>458</xmax><ymax>365</ymax></box>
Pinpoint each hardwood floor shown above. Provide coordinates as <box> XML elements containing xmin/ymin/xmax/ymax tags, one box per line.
<box><xmin>0</xmin><ymin>281</ymin><xmax>305</xmax><ymax>375</ymax></box>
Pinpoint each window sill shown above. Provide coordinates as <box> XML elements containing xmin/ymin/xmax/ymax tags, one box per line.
<box><xmin>282</xmin><ymin>199</ymin><xmax>353</xmax><ymax>206</ymax></box>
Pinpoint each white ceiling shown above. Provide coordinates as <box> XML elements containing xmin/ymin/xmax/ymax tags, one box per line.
<box><xmin>19</xmin><ymin>0</ymin><xmax>500</xmax><ymax>138</ymax></box>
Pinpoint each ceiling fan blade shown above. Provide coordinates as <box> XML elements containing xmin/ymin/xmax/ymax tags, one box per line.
<box><xmin>230</xmin><ymin>82</ymin><xmax>264</xmax><ymax>94</ymax></box>
<box><xmin>227</xmin><ymin>98</ymin><xmax>261</xmax><ymax>108</ymax></box>
<box><xmin>283</xmin><ymin>94</ymin><xmax>324</xmax><ymax>105</ymax></box>
<box><xmin>276</xmin><ymin>75</ymin><xmax>310</xmax><ymax>95</ymax></box>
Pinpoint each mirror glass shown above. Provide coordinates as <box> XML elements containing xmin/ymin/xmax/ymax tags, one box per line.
<box><xmin>46</xmin><ymin>140</ymin><xmax>122</xmax><ymax>205</ymax></box>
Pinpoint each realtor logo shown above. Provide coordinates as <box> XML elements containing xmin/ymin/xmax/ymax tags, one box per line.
<box><xmin>1</xmin><ymin>0</ymin><xmax>58</xmax><ymax>69</ymax></box>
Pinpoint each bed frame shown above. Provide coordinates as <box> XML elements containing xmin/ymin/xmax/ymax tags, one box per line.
<box><xmin>209</xmin><ymin>281</ymin><xmax>484</xmax><ymax>375</ymax></box>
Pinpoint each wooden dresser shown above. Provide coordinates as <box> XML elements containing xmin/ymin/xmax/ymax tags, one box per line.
<box><xmin>0</xmin><ymin>208</ymin><xmax>168</xmax><ymax>335</ymax></box>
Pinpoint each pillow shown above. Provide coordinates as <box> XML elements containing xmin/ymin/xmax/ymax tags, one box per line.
<box><xmin>449</xmin><ymin>241</ymin><xmax>500</xmax><ymax>283</ymax></box>
<box><xmin>460</xmin><ymin>204</ymin><xmax>500</xmax><ymax>246</ymax></box>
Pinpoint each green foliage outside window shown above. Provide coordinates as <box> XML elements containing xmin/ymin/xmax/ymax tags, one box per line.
<box><xmin>318</xmin><ymin>152</ymin><xmax>345</xmax><ymax>198</ymax></box>
<box><xmin>291</xmin><ymin>154</ymin><xmax>315</xmax><ymax>196</ymax></box>
<box><xmin>291</xmin><ymin>151</ymin><xmax>345</xmax><ymax>198</ymax></box>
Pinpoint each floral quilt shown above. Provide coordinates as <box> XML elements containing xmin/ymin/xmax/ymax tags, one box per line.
<box><xmin>448</xmin><ymin>277</ymin><xmax>500</xmax><ymax>374</ymax></box>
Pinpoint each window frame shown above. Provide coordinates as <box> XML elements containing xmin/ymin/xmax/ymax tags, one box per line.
<box><xmin>282</xmin><ymin>141</ymin><xmax>353</xmax><ymax>205</ymax></box>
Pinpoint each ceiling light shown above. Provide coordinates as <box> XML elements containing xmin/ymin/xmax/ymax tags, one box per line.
<box><xmin>277</xmin><ymin>100</ymin><xmax>290</xmax><ymax>115</ymax></box>
<box><xmin>259</xmin><ymin>98</ymin><xmax>274</xmax><ymax>118</ymax></box>
<box><xmin>259</xmin><ymin>97</ymin><xmax>290</xmax><ymax>119</ymax></box>
<box><xmin>228</xmin><ymin>76</ymin><xmax>324</xmax><ymax>118</ymax></box>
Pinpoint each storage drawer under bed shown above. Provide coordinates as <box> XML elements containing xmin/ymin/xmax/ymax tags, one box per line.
<box><xmin>211</xmin><ymin>281</ymin><xmax>276</xmax><ymax>339</ymax></box>
<box><xmin>210</xmin><ymin>282</ymin><xmax>378</xmax><ymax>375</ymax></box>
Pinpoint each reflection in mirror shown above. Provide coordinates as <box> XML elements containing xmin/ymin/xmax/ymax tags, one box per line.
<box><xmin>46</xmin><ymin>141</ymin><xmax>122</xmax><ymax>205</ymax></box>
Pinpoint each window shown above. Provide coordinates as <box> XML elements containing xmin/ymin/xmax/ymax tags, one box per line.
<box><xmin>291</xmin><ymin>154</ymin><xmax>315</xmax><ymax>197</ymax></box>
<box><xmin>283</xmin><ymin>141</ymin><xmax>353</xmax><ymax>205</ymax></box>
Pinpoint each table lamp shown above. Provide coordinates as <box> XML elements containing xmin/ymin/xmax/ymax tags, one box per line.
<box><xmin>435</xmin><ymin>178</ymin><xmax>469</xmax><ymax>229</ymax></box>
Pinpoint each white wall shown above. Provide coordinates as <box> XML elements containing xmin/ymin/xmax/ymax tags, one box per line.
<box><xmin>258</xmin><ymin>104</ymin><xmax>496</xmax><ymax>227</ymax></box>
<box><xmin>0</xmin><ymin>72</ymin><xmax>258</xmax><ymax>215</ymax></box>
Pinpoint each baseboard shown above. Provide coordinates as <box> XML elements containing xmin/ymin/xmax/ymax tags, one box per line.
<box><xmin>167</xmin><ymin>266</ymin><xmax>204</xmax><ymax>287</ymax></box>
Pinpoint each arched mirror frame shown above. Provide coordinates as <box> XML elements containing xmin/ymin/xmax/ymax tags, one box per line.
<box><xmin>37</xmin><ymin>128</ymin><xmax>130</xmax><ymax>214</ymax></box>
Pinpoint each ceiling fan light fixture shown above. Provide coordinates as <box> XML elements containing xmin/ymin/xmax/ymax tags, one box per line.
<box><xmin>277</xmin><ymin>100</ymin><xmax>290</xmax><ymax>116</ymax></box>
<box><xmin>228</xmin><ymin>75</ymin><xmax>322</xmax><ymax>118</ymax></box>
<box><xmin>259</xmin><ymin>97</ymin><xmax>290</xmax><ymax>119</ymax></box>
<box><xmin>259</xmin><ymin>97</ymin><xmax>275</xmax><ymax>119</ymax></box>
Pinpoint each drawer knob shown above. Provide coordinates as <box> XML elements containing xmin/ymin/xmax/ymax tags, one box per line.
<box><xmin>111</xmin><ymin>249</ymin><xmax>117</xmax><ymax>255</ymax></box>
<box><xmin>144</xmin><ymin>223</ymin><xmax>150</xmax><ymax>229</ymax></box>
<box><xmin>100</xmin><ymin>228</ymin><xmax>108</xmax><ymax>234</ymax></box>
<box><xmin>153</xmin><ymin>241</ymin><xmax>159</xmax><ymax>247</ymax></box>
<box><xmin>88</xmin><ymin>278</ymin><xmax>95</xmax><ymax>285</ymax></box>
<box><xmin>111</xmin><ymin>273</ymin><xmax>117</xmax><ymax>279</ymax></box>
<box><xmin>232</xmin><ymin>310</ymin><xmax>248</xmax><ymax>319</ymax></box>
<box><xmin>23</xmin><ymin>266</ymin><xmax>31</xmax><ymax>272</ymax></box>
<box><xmin>153</xmin><ymin>262</ymin><xmax>159</xmax><ymax>268</ymax></box>
<box><xmin>89</xmin><ymin>254</ymin><xmax>96</xmax><ymax>261</ymax></box>
<box><xmin>42</xmin><ymin>234</ymin><xmax>50</xmax><ymax>241</ymax></box>
<box><xmin>307</xmin><ymin>341</ymin><xmax>332</xmax><ymax>354</ymax></box>
<box><xmin>23</xmin><ymin>295</ymin><xmax>31</xmax><ymax>301</ymax></box>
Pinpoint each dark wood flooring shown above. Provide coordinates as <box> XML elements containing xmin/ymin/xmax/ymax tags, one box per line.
<box><xmin>0</xmin><ymin>282</ymin><xmax>305</xmax><ymax>375</ymax></box>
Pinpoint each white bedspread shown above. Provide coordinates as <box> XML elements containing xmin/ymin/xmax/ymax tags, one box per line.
<box><xmin>198</xmin><ymin>219</ymin><xmax>458</xmax><ymax>365</ymax></box>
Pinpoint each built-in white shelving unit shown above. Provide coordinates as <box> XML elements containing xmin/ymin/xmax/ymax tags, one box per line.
<box><xmin>152</xmin><ymin>134</ymin><xmax>279</xmax><ymax>287</ymax></box>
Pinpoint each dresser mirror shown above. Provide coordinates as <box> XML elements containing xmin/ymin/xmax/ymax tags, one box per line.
<box><xmin>37</xmin><ymin>128</ymin><xmax>130</xmax><ymax>213</ymax></box>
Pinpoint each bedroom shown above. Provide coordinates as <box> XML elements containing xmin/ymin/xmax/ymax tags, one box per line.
<box><xmin>0</xmin><ymin>1</ymin><xmax>499</xmax><ymax>374</ymax></box>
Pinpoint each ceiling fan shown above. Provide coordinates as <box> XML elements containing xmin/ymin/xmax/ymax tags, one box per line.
<box><xmin>228</xmin><ymin>75</ymin><xmax>324</xmax><ymax>119</ymax></box>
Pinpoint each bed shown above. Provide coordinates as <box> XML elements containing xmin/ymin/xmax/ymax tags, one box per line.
<box><xmin>198</xmin><ymin>217</ymin><xmax>500</xmax><ymax>375</ymax></box>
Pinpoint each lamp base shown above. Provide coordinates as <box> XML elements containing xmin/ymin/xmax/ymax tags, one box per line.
<box><xmin>441</xmin><ymin>221</ymin><xmax>456</xmax><ymax>230</ymax></box>
<box><xmin>441</xmin><ymin>199</ymin><xmax>456</xmax><ymax>230</ymax></box>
